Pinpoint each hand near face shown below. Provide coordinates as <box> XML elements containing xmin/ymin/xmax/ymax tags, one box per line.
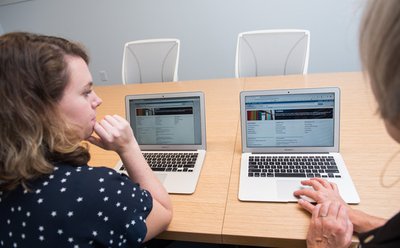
<box><xmin>86</xmin><ymin>115</ymin><xmax>139</xmax><ymax>154</ymax></box>
<box><xmin>306</xmin><ymin>202</ymin><xmax>353</xmax><ymax>248</ymax></box>
<box><xmin>294</xmin><ymin>178</ymin><xmax>347</xmax><ymax>214</ymax></box>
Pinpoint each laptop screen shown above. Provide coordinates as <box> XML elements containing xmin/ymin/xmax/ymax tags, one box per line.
<box><xmin>128</xmin><ymin>96</ymin><xmax>203</xmax><ymax>145</ymax></box>
<box><xmin>244</xmin><ymin>92</ymin><xmax>335</xmax><ymax>148</ymax></box>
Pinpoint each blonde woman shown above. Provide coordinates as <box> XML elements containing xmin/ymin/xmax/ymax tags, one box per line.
<box><xmin>294</xmin><ymin>1</ymin><xmax>400</xmax><ymax>247</ymax></box>
<box><xmin>0</xmin><ymin>32</ymin><xmax>172</xmax><ymax>247</ymax></box>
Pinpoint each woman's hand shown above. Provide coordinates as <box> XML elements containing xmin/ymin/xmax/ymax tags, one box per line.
<box><xmin>86</xmin><ymin>114</ymin><xmax>139</xmax><ymax>155</ymax></box>
<box><xmin>306</xmin><ymin>202</ymin><xmax>353</xmax><ymax>248</ymax></box>
<box><xmin>294</xmin><ymin>178</ymin><xmax>347</xmax><ymax>214</ymax></box>
<box><xmin>88</xmin><ymin>115</ymin><xmax>174</xmax><ymax>241</ymax></box>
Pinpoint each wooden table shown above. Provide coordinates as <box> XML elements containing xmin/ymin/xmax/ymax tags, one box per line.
<box><xmin>89</xmin><ymin>78</ymin><xmax>244</xmax><ymax>243</ymax></box>
<box><xmin>222</xmin><ymin>72</ymin><xmax>400</xmax><ymax>247</ymax></box>
<box><xmin>89</xmin><ymin>72</ymin><xmax>400</xmax><ymax>247</ymax></box>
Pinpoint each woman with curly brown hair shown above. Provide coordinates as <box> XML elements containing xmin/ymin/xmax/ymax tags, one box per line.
<box><xmin>0</xmin><ymin>32</ymin><xmax>172</xmax><ymax>247</ymax></box>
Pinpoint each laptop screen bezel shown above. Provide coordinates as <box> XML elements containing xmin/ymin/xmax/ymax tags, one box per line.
<box><xmin>125</xmin><ymin>91</ymin><xmax>206</xmax><ymax>151</ymax></box>
<box><xmin>240</xmin><ymin>87</ymin><xmax>340</xmax><ymax>153</ymax></box>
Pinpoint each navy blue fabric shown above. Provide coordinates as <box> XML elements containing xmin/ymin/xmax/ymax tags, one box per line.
<box><xmin>0</xmin><ymin>164</ymin><xmax>153</xmax><ymax>248</ymax></box>
<box><xmin>358</xmin><ymin>211</ymin><xmax>400</xmax><ymax>248</ymax></box>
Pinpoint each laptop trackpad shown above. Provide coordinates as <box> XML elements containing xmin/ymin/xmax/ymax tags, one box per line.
<box><xmin>155</xmin><ymin>173</ymin><xmax>167</xmax><ymax>183</ymax></box>
<box><xmin>277</xmin><ymin>180</ymin><xmax>302</xmax><ymax>202</ymax></box>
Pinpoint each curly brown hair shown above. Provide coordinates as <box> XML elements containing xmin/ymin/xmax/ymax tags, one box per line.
<box><xmin>0</xmin><ymin>32</ymin><xmax>91</xmax><ymax>191</ymax></box>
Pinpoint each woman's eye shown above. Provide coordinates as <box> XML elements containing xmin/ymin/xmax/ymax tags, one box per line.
<box><xmin>84</xmin><ymin>90</ymin><xmax>92</xmax><ymax>96</ymax></box>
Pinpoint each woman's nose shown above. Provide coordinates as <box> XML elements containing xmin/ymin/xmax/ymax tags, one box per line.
<box><xmin>92</xmin><ymin>92</ymin><xmax>103</xmax><ymax>108</ymax></box>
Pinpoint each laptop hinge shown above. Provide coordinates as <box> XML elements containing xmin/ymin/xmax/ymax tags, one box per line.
<box><xmin>251</xmin><ymin>152</ymin><xmax>330</xmax><ymax>154</ymax></box>
<box><xmin>143</xmin><ymin>150</ymin><xmax>198</xmax><ymax>152</ymax></box>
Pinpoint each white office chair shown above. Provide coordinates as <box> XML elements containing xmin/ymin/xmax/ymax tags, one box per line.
<box><xmin>235</xmin><ymin>29</ymin><xmax>310</xmax><ymax>78</ymax></box>
<box><xmin>122</xmin><ymin>39</ymin><xmax>180</xmax><ymax>84</ymax></box>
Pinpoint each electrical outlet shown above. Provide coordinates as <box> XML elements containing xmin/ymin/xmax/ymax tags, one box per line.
<box><xmin>99</xmin><ymin>70</ymin><xmax>108</xmax><ymax>82</ymax></box>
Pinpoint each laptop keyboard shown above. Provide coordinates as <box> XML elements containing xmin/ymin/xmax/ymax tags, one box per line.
<box><xmin>248</xmin><ymin>155</ymin><xmax>341</xmax><ymax>178</ymax></box>
<box><xmin>143</xmin><ymin>153</ymin><xmax>198</xmax><ymax>172</ymax></box>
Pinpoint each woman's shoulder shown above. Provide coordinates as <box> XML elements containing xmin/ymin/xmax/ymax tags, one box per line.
<box><xmin>49</xmin><ymin>164</ymin><xmax>148</xmax><ymax>197</ymax></box>
<box><xmin>50</xmin><ymin>163</ymin><xmax>128</xmax><ymax>184</ymax></box>
<box><xmin>0</xmin><ymin>164</ymin><xmax>153</xmax><ymax>247</ymax></box>
<box><xmin>2</xmin><ymin>163</ymin><xmax>153</xmax><ymax>224</ymax></box>
<box><xmin>13</xmin><ymin>163</ymin><xmax>153</xmax><ymax>210</ymax></box>
<box><xmin>29</xmin><ymin>163</ymin><xmax>153</xmax><ymax>227</ymax></box>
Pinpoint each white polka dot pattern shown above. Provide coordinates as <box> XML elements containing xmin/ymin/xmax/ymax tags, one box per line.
<box><xmin>0</xmin><ymin>164</ymin><xmax>152</xmax><ymax>247</ymax></box>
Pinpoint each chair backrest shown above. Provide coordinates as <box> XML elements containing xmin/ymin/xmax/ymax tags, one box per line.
<box><xmin>235</xmin><ymin>29</ymin><xmax>310</xmax><ymax>78</ymax></box>
<box><xmin>122</xmin><ymin>39</ymin><xmax>180</xmax><ymax>84</ymax></box>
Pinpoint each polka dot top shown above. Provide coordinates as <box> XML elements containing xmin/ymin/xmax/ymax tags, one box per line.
<box><xmin>0</xmin><ymin>163</ymin><xmax>153</xmax><ymax>248</ymax></box>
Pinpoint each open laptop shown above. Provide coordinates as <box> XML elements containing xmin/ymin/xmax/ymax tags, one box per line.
<box><xmin>239</xmin><ymin>87</ymin><xmax>360</xmax><ymax>203</ymax></box>
<box><xmin>115</xmin><ymin>91</ymin><xmax>207</xmax><ymax>194</ymax></box>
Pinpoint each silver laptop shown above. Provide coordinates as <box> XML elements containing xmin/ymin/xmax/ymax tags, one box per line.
<box><xmin>115</xmin><ymin>91</ymin><xmax>206</xmax><ymax>194</ymax></box>
<box><xmin>239</xmin><ymin>87</ymin><xmax>360</xmax><ymax>203</ymax></box>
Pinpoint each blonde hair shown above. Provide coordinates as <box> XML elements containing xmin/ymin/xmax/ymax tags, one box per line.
<box><xmin>360</xmin><ymin>0</ymin><xmax>400</xmax><ymax>124</ymax></box>
<box><xmin>0</xmin><ymin>32</ymin><xmax>90</xmax><ymax>191</ymax></box>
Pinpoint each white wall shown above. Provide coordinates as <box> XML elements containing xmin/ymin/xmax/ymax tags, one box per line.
<box><xmin>0</xmin><ymin>0</ymin><xmax>364</xmax><ymax>85</ymax></box>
